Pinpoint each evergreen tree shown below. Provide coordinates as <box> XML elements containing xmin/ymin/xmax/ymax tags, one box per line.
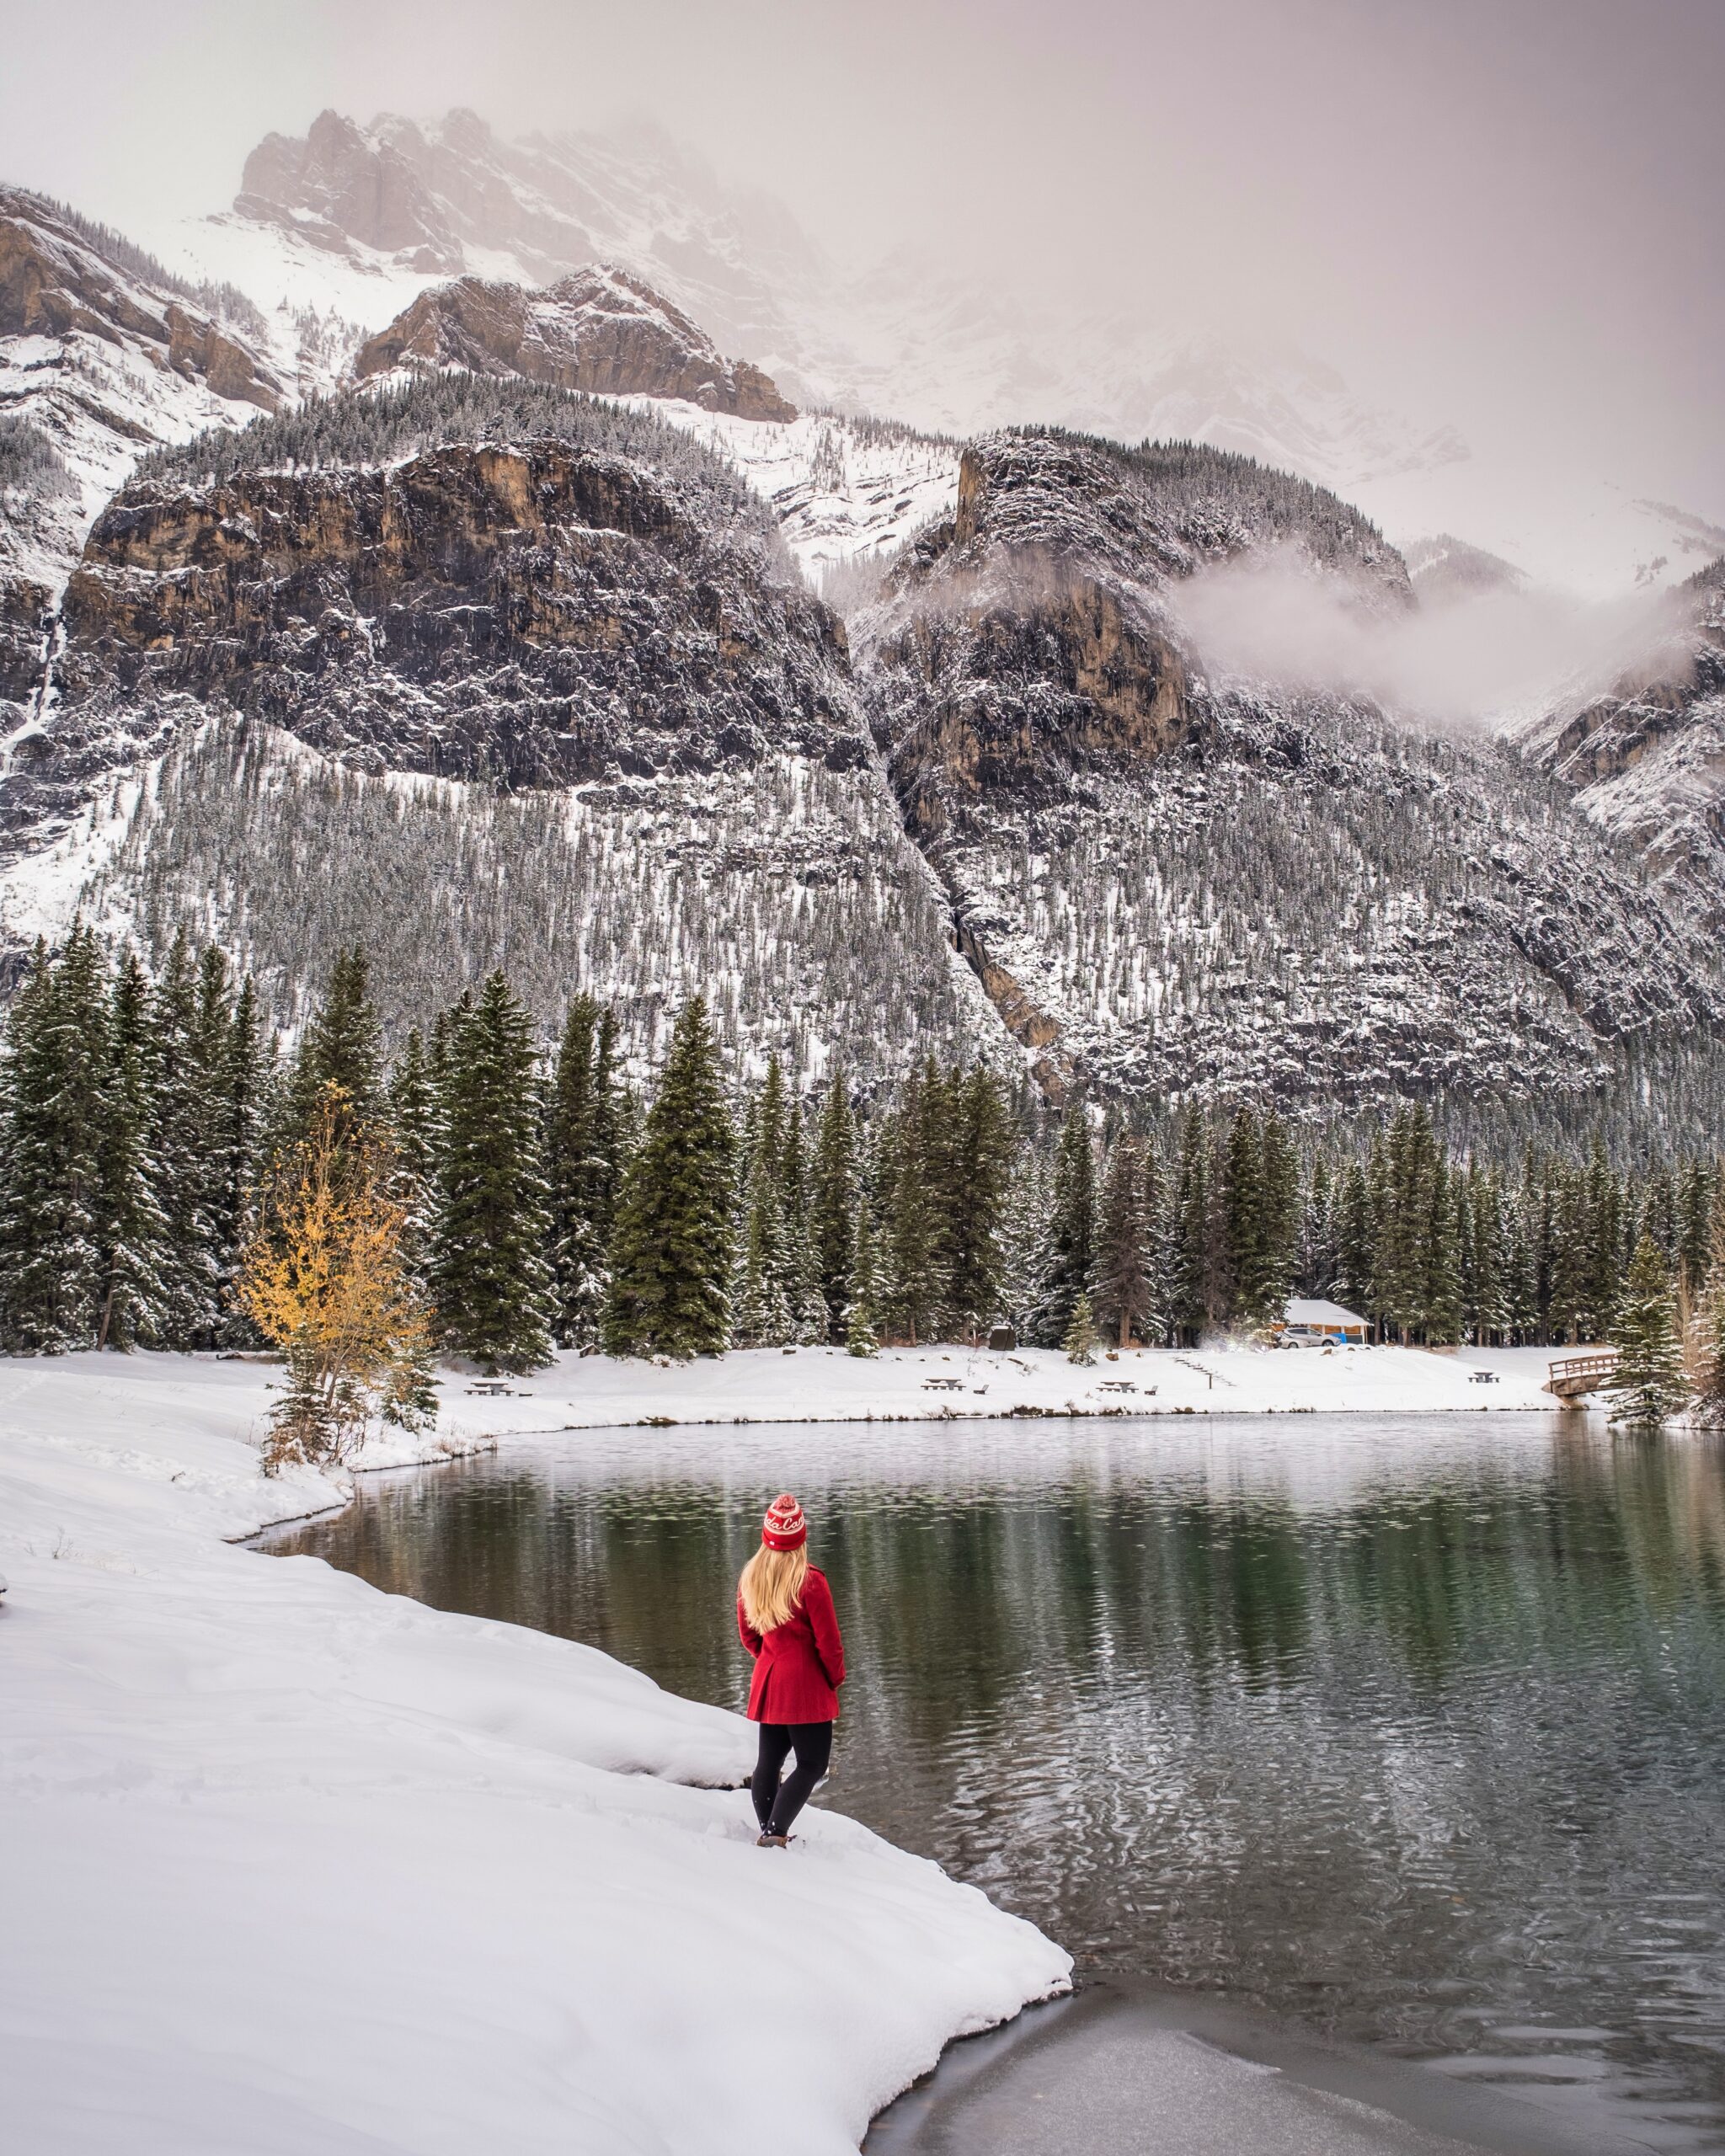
<box><xmin>844</xmin><ymin>1198</ymin><xmax>881</xmax><ymax>1357</ymax></box>
<box><xmin>1222</xmin><ymin>1106</ymin><xmax>1267</xmax><ymax>1324</ymax></box>
<box><xmin>1034</xmin><ymin>1099</ymin><xmax>1097</xmax><ymax>1346</ymax></box>
<box><xmin>276</xmin><ymin>943</ymin><xmax>384</xmax><ymax>1157</ymax></box>
<box><xmin>1423</xmin><ymin>1155</ymin><xmax>1463</xmax><ymax>1344</ymax></box>
<box><xmin>1604</xmin><ymin>1235</ymin><xmax>1687</xmax><ymax>1428</ymax></box>
<box><xmin>207</xmin><ymin>962</ymin><xmax>265</xmax><ymax>1342</ymax></box>
<box><xmin>147</xmin><ymin>930</ymin><xmax>221</xmax><ymax>1348</ymax></box>
<box><xmin>388</xmin><ymin>1026</ymin><xmax>441</xmax><ymax>1279</ymax></box>
<box><xmin>733</xmin><ymin>1056</ymin><xmax>795</xmax><ymax>1347</ymax></box>
<box><xmin>1063</xmin><ymin>1290</ymin><xmax>1098</xmax><ymax>1365</ymax></box>
<box><xmin>430</xmin><ymin>972</ymin><xmax>554</xmax><ymax>1373</ymax></box>
<box><xmin>943</xmin><ymin>1066</ymin><xmax>1016</xmax><ymax>1340</ymax></box>
<box><xmin>94</xmin><ymin>947</ymin><xmax>168</xmax><ymax>1349</ymax></box>
<box><xmin>1258</xmin><ymin>1113</ymin><xmax>1300</xmax><ymax>1324</ymax></box>
<box><xmin>882</xmin><ymin>1086</ymin><xmax>941</xmax><ymax>1347</ymax></box>
<box><xmin>544</xmin><ymin>996</ymin><xmax>624</xmax><ymax>1348</ymax></box>
<box><xmin>1690</xmin><ymin>1182</ymin><xmax>1725</xmax><ymax>1427</ymax></box>
<box><xmin>603</xmin><ymin>997</ymin><xmax>736</xmax><ymax>1358</ymax></box>
<box><xmin>0</xmin><ymin>928</ymin><xmax>109</xmax><ymax>1351</ymax></box>
<box><xmin>1333</xmin><ymin>1156</ymin><xmax>1376</xmax><ymax>1323</ymax></box>
<box><xmin>808</xmin><ymin>1065</ymin><xmax>857</xmax><ymax>1341</ymax></box>
<box><xmin>1169</xmin><ymin>1107</ymin><xmax>1218</xmax><ymax>1344</ymax></box>
<box><xmin>1094</xmin><ymin>1135</ymin><xmax>1156</xmax><ymax>1348</ymax></box>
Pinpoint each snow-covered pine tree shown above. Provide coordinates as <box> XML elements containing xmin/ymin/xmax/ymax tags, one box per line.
<box><xmin>603</xmin><ymin>996</ymin><xmax>736</xmax><ymax>1358</ymax></box>
<box><xmin>275</xmin><ymin>943</ymin><xmax>386</xmax><ymax>1161</ymax></box>
<box><xmin>146</xmin><ymin>930</ymin><xmax>222</xmax><ymax>1348</ymax></box>
<box><xmin>212</xmin><ymin>972</ymin><xmax>267</xmax><ymax>1343</ymax></box>
<box><xmin>844</xmin><ymin>1198</ymin><xmax>882</xmax><ymax>1358</ymax></box>
<box><xmin>808</xmin><ymin>1064</ymin><xmax>857</xmax><ymax>1342</ymax></box>
<box><xmin>943</xmin><ymin>1066</ymin><xmax>1016</xmax><ymax>1342</ymax></box>
<box><xmin>1333</xmin><ymin>1157</ymin><xmax>1375</xmax><ymax>1324</ymax></box>
<box><xmin>95</xmin><ymin>946</ymin><xmax>168</xmax><ymax>1349</ymax></box>
<box><xmin>1063</xmin><ymin>1290</ymin><xmax>1098</xmax><ymax>1365</ymax></box>
<box><xmin>545</xmin><ymin>995</ymin><xmax>624</xmax><ymax>1349</ymax></box>
<box><xmin>430</xmin><ymin>971</ymin><xmax>554</xmax><ymax>1374</ymax></box>
<box><xmin>1604</xmin><ymin>1235</ymin><xmax>1687</xmax><ymax>1427</ymax></box>
<box><xmin>1033</xmin><ymin>1099</ymin><xmax>1097</xmax><ymax>1347</ymax></box>
<box><xmin>1423</xmin><ymin>1155</ymin><xmax>1463</xmax><ymax>1345</ymax></box>
<box><xmin>1093</xmin><ymin>1135</ymin><xmax>1156</xmax><ymax>1349</ymax></box>
<box><xmin>881</xmin><ymin>1066</ymin><xmax>943</xmax><ymax>1348</ymax></box>
<box><xmin>733</xmin><ymin>1055</ymin><xmax>794</xmax><ymax>1348</ymax></box>
<box><xmin>1690</xmin><ymin>1182</ymin><xmax>1725</xmax><ymax>1427</ymax></box>
<box><xmin>0</xmin><ymin>928</ymin><xmax>109</xmax><ymax>1352</ymax></box>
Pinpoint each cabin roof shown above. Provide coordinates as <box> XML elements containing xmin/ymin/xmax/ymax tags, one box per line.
<box><xmin>1282</xmin><ymin>1298</ymin><xmax>1367</xmax><ymax>1327</ymax></box>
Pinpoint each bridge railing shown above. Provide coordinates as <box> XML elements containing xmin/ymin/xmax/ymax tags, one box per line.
<box><xmin>1547</xmin><ymin>1352</ymin><xmax>1619</xmax><ymax>1390</ymax></box>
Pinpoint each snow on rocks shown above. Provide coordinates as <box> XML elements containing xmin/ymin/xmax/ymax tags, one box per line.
<box><xmin>0</xmin><ymin>1350</ymin><xmax>1071</xmax><ymax>2156</ymax></box>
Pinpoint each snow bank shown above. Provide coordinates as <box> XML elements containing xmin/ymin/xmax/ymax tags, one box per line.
<box><xmin>429</xmin><ymin>1338</ymin><xmax>1565</xmax><ymax>1442</ymax></box>
<box><xmin>0</xmin><ymin>1354</ymin><xmax>1071</xmax><ymax>2156</ymax></box>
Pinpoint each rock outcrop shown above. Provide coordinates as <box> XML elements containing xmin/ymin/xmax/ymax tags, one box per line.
<box><xmin>355</xmin><ymin>264</ymin><xmax>795</xmax><ymax>421</ymax></box>
<box><xmin>1515</xmin><ymin>556</ymin><xmax>1725</xmax><ymax>916</ymax></box>
<box><xmin>236</xmin><ymin>108</ymin><xmax>461</xmax><ymax>272</ymax></box>
<box><xmin>0</xmin><ymin>189</ymin><xmax>286</xmax><ymax>737</ymax></box>
<box><xmin>0</xmin><ymin>381</ymin><xmax>994</xmax><ymax>1083</ymax></box>
<box><xmin>855</xmin><ymin>428</ymin><xmax>1725</xmax><ymax>1114</ymax></box>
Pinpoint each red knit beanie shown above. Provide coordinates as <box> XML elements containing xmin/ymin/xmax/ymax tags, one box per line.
<box><xmin>761</xmin><ymin>1493</ymin><xmax>807</xmax><ymax>1550</ymax></box>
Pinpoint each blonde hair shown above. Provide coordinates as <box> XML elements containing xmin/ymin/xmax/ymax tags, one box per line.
<box><xmin>739</xmin><ymin>1544</ymin><xmax>809</xmax><ymax>1633</ymax></box>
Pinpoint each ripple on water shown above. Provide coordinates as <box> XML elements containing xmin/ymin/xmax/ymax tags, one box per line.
<box><xmin>264</xmin><ymin>1413</ymin><xmax>1725</xmax><ymax>2151</ymax></box>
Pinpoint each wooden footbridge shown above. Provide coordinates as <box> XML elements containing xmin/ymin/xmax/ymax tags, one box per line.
<box><xmin>1546</xmin><ymin>1352</ymin><xmax>1618</xmax><ymax>1399</ymax></box>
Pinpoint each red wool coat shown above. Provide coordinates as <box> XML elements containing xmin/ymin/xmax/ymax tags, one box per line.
<box><xmin>737</xmin><ymin>1565</ymin><xmax>846</xmax><ymax>1724</ymax></box>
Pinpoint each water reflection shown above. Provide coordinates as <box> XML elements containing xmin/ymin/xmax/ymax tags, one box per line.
<box><xmin>266</xmin><ymin>1415</ymin><xmax>1725</xmax><ymax>2147</ymax></box>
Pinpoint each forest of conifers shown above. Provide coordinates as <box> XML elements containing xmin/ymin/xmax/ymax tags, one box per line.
<box><xmin>3</xmin><ymin>926</ymin><xmax>1722</xmax><ymax>1384</ymax></box>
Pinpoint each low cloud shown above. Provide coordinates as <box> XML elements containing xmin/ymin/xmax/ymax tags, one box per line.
<box><xmin>1168</xmin><ymin>548</ymin><xmax>1695</xmax><ymax>730</ymax></box>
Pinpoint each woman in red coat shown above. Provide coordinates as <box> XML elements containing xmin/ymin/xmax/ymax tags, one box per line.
<box><xmin>736</xmin><ymin>1492</ymin><xmax>845</xmax><ymax>1847</ymax></box>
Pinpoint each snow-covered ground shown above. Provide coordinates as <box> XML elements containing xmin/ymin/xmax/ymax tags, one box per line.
<box><xmin>424</xmin><ymin>1339</ymin><xmax>1567</xmax><ymax>1439</ymax></box>
<box><xmin>0</xmin><ymin>1353</ymin><xmax>1070</xmax><ymax>2156</ymax></box>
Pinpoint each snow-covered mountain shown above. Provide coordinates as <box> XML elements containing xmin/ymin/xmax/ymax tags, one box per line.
<box><xmin>1511</xmin><ymin>555</ymin><xmax>1725</xmax><ymax>921</ymax></box>
<box><xmin>855</xmin><ymin>428</ymin><xmax>1725</xmax><ymax>1133</ymax></box>
<box><xmin>0</xmin><ymin>376</ymin><xmax>994</xmax><ymax>1081</ymax></box>
<box><xmin>0</xmin><ymin>189</ymin><xmax>291</xmax><ymax>741</ymax></box>
<box><xmin>354</xmin><ymin>263</ymin><xmax>795</xmax><ymax>420</ymax></box>
<box><xmin>144</xmin><ymin>109</ymin><xmax>1464</xmax><ymax>505</ymax></box>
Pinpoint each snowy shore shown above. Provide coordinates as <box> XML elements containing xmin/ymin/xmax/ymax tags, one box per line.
<box><xmin>0</xmin><ymin>1353</ymin><xmax>1071</xmax><ymax>2156</ymax></box>
<box><xmin>428</xmin><ymin>1337</ymin><xmax>1569</xmax><ymax>1440</ymax></box>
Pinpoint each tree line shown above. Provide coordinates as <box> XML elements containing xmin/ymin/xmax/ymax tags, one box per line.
<box><xmin>3</xmin><ymin>931</ymin><xmax>1722</xmax><ymax>1447</ymax></box>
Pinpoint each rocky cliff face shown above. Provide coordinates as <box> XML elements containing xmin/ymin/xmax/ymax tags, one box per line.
<box><xmin>0</xmin><ymin>189</ymin><xmax>286</xmax><ymax>739</ymax></box>
<box><xmin>0</xmin><ymin>381</ymin><xmax>991</xmax><ymax>1081</ymax></box>
<box><xmin>856</xmin><ymin>428</ymin><xmax>1725</xmax><ymax>1116</ymax></box>
<box><xmin>1514</xmin><ymin>558</ymin><xmax>1725</xmax><ymax>917</ymax></box>
<box><xmin>355</xmin><ymin>264</ymin><xmax>794</xmax><ymax>421</ymax></box>
<box><xmin>236</xmin><ymin>108</ymin><xmax>462</xmax><ymax>272</ymax></box>
<box><xmin>15</xmin><ymin>417</ymin><xmax>856</xmax><ymax>844</ymax></box>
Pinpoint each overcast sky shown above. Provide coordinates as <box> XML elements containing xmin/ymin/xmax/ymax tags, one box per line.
<box><xmin>3</xmin><ymin>0</ymin><xmax>1721</xmax><ymax>510</ymax></box>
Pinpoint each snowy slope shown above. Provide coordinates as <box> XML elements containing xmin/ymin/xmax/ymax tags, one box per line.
<box><xmin>140</xmin><ymin>109</ymin><xmax>1466</xmax><ymax>514</ymax></box>
<box><xmin>0</xmin><ymin>1351</ymin><xmax>1070</xmax><ymax>2156</ymax></box>
<box><xmin>0</xmin><ymin>189</ymin><xmax>286</xmax><ymax>608</ymax></box>
<box><xmin>624</xmin><ymin>401</ymin><xmax>961</xmax><ymax>578</ymax></box>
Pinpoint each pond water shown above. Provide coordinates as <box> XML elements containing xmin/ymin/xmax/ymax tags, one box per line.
<box><xmin>264</xmin><ymin>1413</ymin><xmax>1725</xmax><ymax>2149</ymax></box>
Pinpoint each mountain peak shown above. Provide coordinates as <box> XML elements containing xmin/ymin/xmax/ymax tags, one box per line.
<box><xmin>354</xmin><ymin>261</ymin><xmax>796</xmax><ymax>421</ymax></box>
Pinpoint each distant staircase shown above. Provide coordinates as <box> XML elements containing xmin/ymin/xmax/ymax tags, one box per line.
<box><xmin>1546</xmin><ymin>1352</ymin><xmax>1618</xmax><ymax>1399</ymax></box>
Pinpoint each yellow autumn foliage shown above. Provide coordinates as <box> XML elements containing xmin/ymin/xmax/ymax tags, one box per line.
<box><xmin>240</xmin><ymin>1086</ymin><xmax>431</xmax><ymax>1466</ymax></box>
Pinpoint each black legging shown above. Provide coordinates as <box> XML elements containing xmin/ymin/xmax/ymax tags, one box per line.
<box><xmin>750</xmin><ymin>1721</ymin><xmax>833</xmax><ymax>1837</ymax></box>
